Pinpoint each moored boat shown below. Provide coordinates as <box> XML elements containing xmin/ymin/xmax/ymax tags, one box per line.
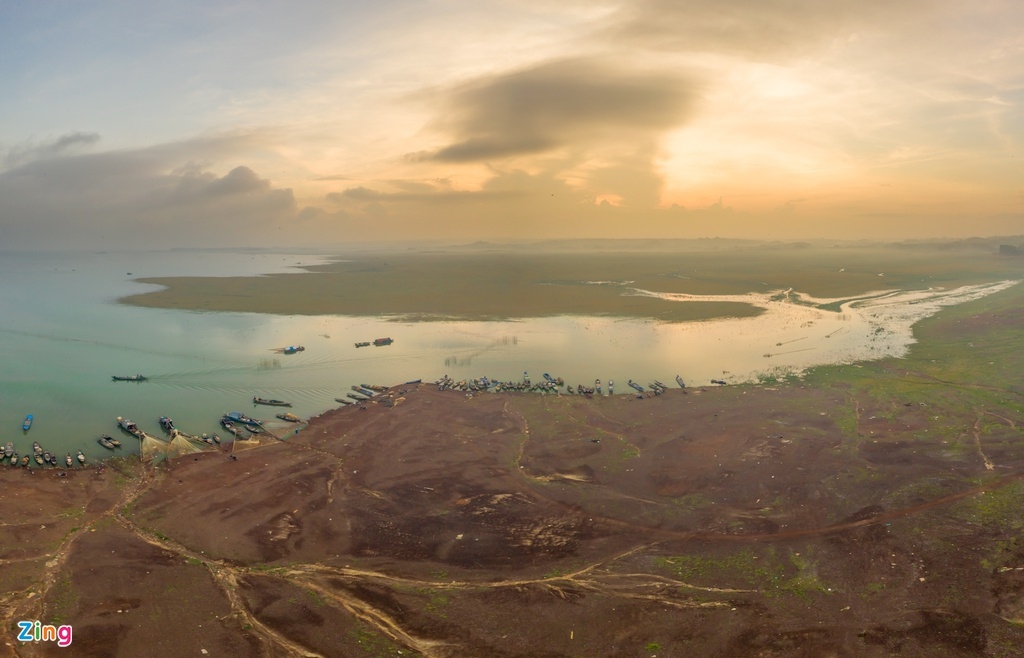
<box><xmin>34</xmin><ymin>453</ymin><xmax>44</xmax><ymax>466</ymax></box>
<box><xmin>159</xmin><ymin>416</ymin><xmax>175</xmax><ymax>432</ymax></box>
<box><xmin>65</xmin><ymin>453</ymin><xmax>73</xmax><ymax>468</ymax></box>
<box><xmin>220</xmin><ymin>419</ymin><xmax>242</xmax><ymax>436</ymax></box>
<box><xmin>117</xmin><ymin>416</ymin><xmax>141</xmax><ymax>436</ymax></box>
<box><xmin>4</xmin><ymin>442</ymin><xmax>12</xmax><ymax>458</ymax></box>
<box><xmin>97</xmin><ymin>436</ymin><xmax>116</xmax><ymax>450</ymax></box>
<box><xmin>112</xmin><ymin>374</ymin><xmax>148</xmax><ymax>382</ymax></box>
<box><xmin>33</xmin><ymin>441</ymin><xmax>42</xmax><ymax>456</ymax></box>
<box><xmin>20</xmin><ymin>455</ymin><xmax>29</xmax><ymax>467</ymax></box>
<box><xmin>76</xmin><ymin>451</ymin><xmax>86</xmax><ymax>465</ymax></box>
<box><xmin>103</xmin><ymin>434</ymin><xmax>121</xmax><ymax>448</ymax></box>
<box><xmin>9</xmin><ymin>453</ymin><xmax>19</xmax><ymax>468</ymax></box>
<box><xmin>276</xmin><ymin>412</ymin><xmax>301</xmax><ymax>423</ymax></box>
<box><xmin>676</xmin><ymin>375</ymin><xmax>686</xmax><ymax>388</ymax></box>
<box><xmin>335</xmin><ymin>398</ymin><xmax>353</xmax><ymax>405</ymax></box>
<box><xmin>253</xmin><ymin>397</ymin><xmax>292</xmax><ymax>407</ymax></box>
<box><xmin>224</xmin><ymin>411</ymin><xmax>263</xmax><ymax>426</ymax></box>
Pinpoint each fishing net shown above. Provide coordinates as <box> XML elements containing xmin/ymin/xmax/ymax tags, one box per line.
<box><xmin>166</xmin><ymin>430</ymin><xmax>213</xmax><ymax>459</ymax></box>
<box><xmin>138</xmin><ymin>432</ymin><xmax>169</xmax><ymax>463</ymax></box>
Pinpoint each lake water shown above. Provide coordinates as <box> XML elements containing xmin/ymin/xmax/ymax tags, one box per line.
<box><xmin>0</xmin><ymin>249</ymin><xmax>1014</xmax><ymax>462</ymax></box>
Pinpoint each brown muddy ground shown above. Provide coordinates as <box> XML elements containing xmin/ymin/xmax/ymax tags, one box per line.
<box><xmin>4</xmin><ymin>288</ymin><xmax>1024</xmax><ymax>657</ymax></box>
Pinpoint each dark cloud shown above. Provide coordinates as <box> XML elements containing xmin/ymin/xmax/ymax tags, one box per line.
<box><xmin>3</xmin><ymin>132</ymin><xmax>101</xmax><ymax>168</ymax></box>
<box><xmin>0</xmin><ymin>137</ymin><xmax>300</xmax><ymax>249</ymax></box>
<box><xmin>418</xmin><ymin>58</ymin><xmax>695</xmax><ymax>163</ymax></box>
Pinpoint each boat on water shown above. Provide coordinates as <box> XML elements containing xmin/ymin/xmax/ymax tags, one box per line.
<box><xmin>22</xmin><ymin>415</ymin><xmax>33</xmax><ymax>431</ymax></box>
<box><xmin>404</xmin><ymin>379</ymin><xmax>422</xmax><ymax>385</ymax></box>
<box><xmin>627</xmin><ymin>380</ymin><xmax>645</xmax><ymax>393</ymax></box>
<box><xmin>65</xmin><ymin>453</ymin><xmax>73</xmax><ymax>468</ymax></box>
<box><xmin>253</xmin><ymin>397</ymin><xmax>292</xmax><ymax>407</ymax></box>
<box><xmin>112</xmin><ymin>374</ymin><xmax>148</xmax><ymax>382</ymax></box>
<box><xmin>373</xmin><ymin>337</ymin><xmax>393</xmax><ymax>346</ymax></box>
<box><xmin>4</xmin><ymin>442</ymin><xmax>12</xmax><ymax>458</ymax></box>
<box><xmin>224</xmin><ymin>411</ymin><xmax>262</xmax><ymax>426</ymax></box>
<box><xmin>595</xmin><ymin>379</ymin><xmax>602</xmax><ymax>394</ymax></box>
<box><xmin>10</xmin><ymin>453</ymin><xmax>19</xmax><ymax>468</ymax></box>
<box><xmin>282</xmin><ymin>345</ymin><xmax>305</xmax><ymax>354</ymax></box>
<box><xmin>43</xmin><ymin>450</ymin><xmax>52</xmax><ymax>465</ymax></box>
<box><xmin>117</xmin><ymin>416</ymin><xmax>141</xmax><ymax>436</ymax></box>
<box><xmin>34</xmin><ymin>453</ymin><xmax>44</xmax><ymax>466</ymax></box>
<box><xmin>77</xmin><ymin>450</ymin><xmax>86</xmax><ymax>465</ymax></box>
<box><xmin>676</xmin><ymin>375</ymin><xmax>686</xmax><ymax>388</ymax></box>
<box><xmin>159</xmin><ymin>416</ymin><xmax>175</xmax><ymax>432</ymax></box>
<box><xmin>354</xmin><ymin>341</ymin><xmax>371</xmax><ymax>348</ymax></box>
<box><xmin>32</xmin><ymin>441</ymin><xmax>42</xmax><ymax>456</ymax></box>
<box><xmin>97</xmin><ymin>436</ymin><xmax>116</xmax><ymax>450</ymax></box>
<box><xmin>211</xmin><ymin>433</ymin><xmax>221</xmax><ymax>444</ymax></box>
<box><xmin>20</xmin><ymin>455</ymin><xmax>29</xmax><ymax>467</ymax></box>
<box><xmin>276</xmin><ymin>412</ymin><xmax>301</xmax><ymax>423</ymax></box>
<box><xmin>608</xmin><ymin>380</ymin><xmax>614</xmax><ymax>394</ymax></box>
<box><xmin>711</xmin><ymin>379</ymin><xmax>728</xmax><ymax>385</ymax></box>
<box><xmin>220</xmin><ymin>419</ymin><xmax>242</xmax><ymax>436</ymax></box>
<box><xmin>346</xmin><ymin>393</ymin><xmax>366</xmax><ymax>401</ymax></box>
<box><xmin>334</xmin><ymin>398</ymin><xmax>353</xmax><ymax>405</ymax></box>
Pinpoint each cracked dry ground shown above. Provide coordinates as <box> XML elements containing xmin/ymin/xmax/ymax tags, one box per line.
<box><xmin>4</xmin><ymin>377</ymin><xmax>1024</xmax><ymax>654</ymax></box>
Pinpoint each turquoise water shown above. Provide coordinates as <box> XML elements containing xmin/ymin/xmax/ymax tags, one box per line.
<box><xmin>3</xmin><ymin>248</ymin><xmax>1002</xmax><ymax>463</ymax></box>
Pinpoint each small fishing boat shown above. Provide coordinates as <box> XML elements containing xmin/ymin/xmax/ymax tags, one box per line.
<box><xmin>404</xmin><ymin>379</ymin><xmax>422</xmax><ymax>385</ymax></box>
<box><xmin>32</xmin><ymin>441</ymin><xmax>42</xmax><ymax>456</ymax></box>
<box><xmin>112</xmin><ymin>374</ymin><xmax>148</xmax><ymax>382</ymax></box>
<box><xmin>34</xmin><ymin>453</ymin><xmax>44</xmax><ymax>466</ymax></box>
<box><xmin>9</xmin><ymin>454</ymin><xmax>19</xmax><ymax>468</ymax></box>
<box><xmin>76</xmin><ymin>451</ymin><xmax>86</xmax><ymax>465</ymax></box>
<box><xmin>97</xmin><ymin>436</ymin><xmax>116</xmax><ymax>450</ymax></box>
<box><xmin>253</xmin><ymin>397</ymin><xmax>292</xmax><ymax>407</ymax></box>
<box><xmin>20</xmin><ymin>455</ymin><xmax>29</xmax><ymax>467</ymax></box>
<box><xmin>354</xmin><ymin>341</ymin><xmax>371</xmax><ymax>348</ymax></box>
<box><xmin>676</xmin><ymin>375</ymin><xmax>686</xmax><ymax>388</ymax></box>
<box><xmin>103</xmin><ymin>434</ymin><xmax>121</xmax><ymax>448</ymax></box>
<box><xmin>275</xmin><ymin>412</ymin><xmax>301</xmax><ymax>423</ymax></box>
<box><xmin>335</xmin><ymin>398</ymin><xmax>353</xmax><ymax>405</ymax></box>
<box><xmin>608</xmin><ymin>380</ymin><xmax>614</xmax><ymax>394</ymax></box>
<box><xmin>373</xmin><ymin>337</ymin><xmax>393</xmax><ymax>346</ymax></box>
<box><xmin>282</xmin><ymin>345</ymin><xmax>305</xmax><ymax>354</ymax></box>
<box><xmin>159</xmin><ymin>416</ymin><xmax>175</xmax><ymax>432</ymax></box>
<box><xmin>117</xmin><ymin>417</ymin><xmax>141</xmax><ymax>436</ymax></box>
<box><xmin>224</xmin><ymin>411</ymin><xmax>263</xmax><ymax>426</ymax></box>
<box><xmin>65</xmin><ymin>453</ymin><xmax>74</xmax><ymax>468</ymax></box>
<box><xmin>595</xmin><ymin>379</ymin><xmax>602</xmax><ymax>394</ymax></box>
<box><xmin>220</xmin><ymin>419</ymin><xmax>242</xmax><ymax>436</ymax></box>
<box><xmin>4</xmin><ymin>442</ymin><xmax>12</xmax><ymax>459</ymax></box>
<box><xmin>210</xmin><ymin>433</ymin><xmax>221</xmax><ymax>444</ymax></box>
<box><xmin>23</xmin><ymin>415</ymin><xmax>33</xmax><ymax>431</ymax></box>
<box><xmin>346</xmin><ymin>393</ymin><xmax>366</xmax><ymax>401</ymax></box>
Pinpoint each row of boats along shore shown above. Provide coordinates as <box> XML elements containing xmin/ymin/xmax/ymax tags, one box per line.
<box><xmin>432</xmin><ymin>372</ymin><xmax>723</xmax><ymax>397</ymax></box>
<box><xmin>6</xmin><ymin>370</ymin><xmax>718</xmax><ymax>468</ymax></box>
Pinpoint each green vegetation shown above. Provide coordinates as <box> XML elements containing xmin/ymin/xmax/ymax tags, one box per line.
<box><xmin>348</xmin><ymin>621</ymin><xmax>409</xmax><ymax>657</ymax></box>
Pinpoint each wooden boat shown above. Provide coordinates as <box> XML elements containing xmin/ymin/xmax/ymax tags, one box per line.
<box><xmin>65</xmin><ymin>453</ymin><xmax>74</xmax><ymax>468</ymax></box>
<box><xmin>211</xmin><ymin>433</ymin><xmax>221</xmax><ymax>444</ymax></box>
<box><xmin>102</xmin><ymin>434</ymin><xmax>122</xmax><ymax>448</ymax></box>
<box><xmin>117</xmin><ymin>417</ymin><xmax>141</xmax><ymax>436</ymax></box>
<box><xmin>20</xmin><ymin>455</ymin><xmax>29</xmax><ymax>467</ymax></box>
<box><xmin>282</xmin><ymin>345</ymin><xmax>305</xmax><ymax>355</ymax></box>
<box><xmin>346</xmin><ymin>393</ymin><xmax>366</xmax><ymax>401</ymax></box>
<box><xmin>159</xmin><ymin>416</ymin><xmax>175</xmax><ymax>432</ymax></box>
<box><xmin>3</xmin><ymin>442</ymin><xmax>12</xmax><ymax>458</ymax></box>
<box><xmin>354</xmin><ymin>341</ymin><xmax>371</xmax><ymax>348</ymax></box>
<box><xmin>253</xmin><ymin>397</ymin><xmax>292</xmax><ymax>407</ymax></box>
<box><xmin>220</xmin><ymin>419</ymin><xmax>242</xmax><ymax>436</ymax></box>
<box><xmin>608</xmin><ymin>380</ymin><xmax>614</xmax><ymax>394</ymax></box>
<box><xmin>224</xmin><ymin>411</ymin><xmax>262</xmax><ymax>426</ymax></box>
<box><xmin>676</xmin><ymin>375</ymin><xmax>686</xmax><ymax>388</ymax></box>
<box><xmin>275</xmin><ymin>412</ymin><xmax>301</xmax><ymax>423</ymax></box>
<box><xmin>112</xmin><ymin>374</ymin><xmax>148</xmax><ymax>382</ymax></box>
<box><xmin>76</xmin><ymin>451</ymin><xmax>86</xmax><ymax>465</ymax></box>
<box><xmin>334</xmin><ymin>398</ymin><xmax>352</xmax><ymax>405</ymax></box>
<box><xmin>373</xmin><ymin>337</ymin><xmax>393</xmax><ymax>346</ymax></box>
<box><xmin>9</xmin><ymin>453</ymin><xmax>18</xmax><ymax>468</ymax></box>
<box><xmin>32</xmin><ymin>441</ymin><xmax>42</xmax><ymax>456</ymax></box>
<box><xmin>23</xmin><ymin>414</ymin><xmax>33</xmax><ymax>431</ymax></box>
<box><xmin>34</xmin><ymin>453</ymin><xmax>44</xmax><ymax>466</ymax></box>
<box><xmin>97</xmin><ymin>436</ymin><xmax>116</xmax><ymax>450</ymax></box>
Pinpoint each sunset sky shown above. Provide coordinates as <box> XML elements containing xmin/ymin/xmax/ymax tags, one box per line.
<box><xmin>2</xmin><ymin>1</ymin><xmax>1022</xmax><ymax>248</ymax></box>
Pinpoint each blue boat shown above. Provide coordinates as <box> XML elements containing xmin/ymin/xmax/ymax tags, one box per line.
<box><xmin>224</xmin><ymin>411</ymin><xmax>263</xmax><ymax>427</ymax></box>
<box><xmin>22</xmin><ymin>414</ymin><xmax>33</xmax><ymax>431</ymax></box>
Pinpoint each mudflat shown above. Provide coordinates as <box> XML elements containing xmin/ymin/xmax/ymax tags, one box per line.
<box><xmin>120</xmin><ymin>246</ymin><xmax>1024</xmax><ymax>321</ymax></box>
<box><xmin>3</xmin><ymin>284</ymin><xmax>1024</xmax><ymax>656</ymax></box>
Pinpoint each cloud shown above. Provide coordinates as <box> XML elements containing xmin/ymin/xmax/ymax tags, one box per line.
<box><xmin>417</xmin><ymin>57</ymin><xmax>695</xmax><ymax>163</ymax></box>
<box><xmin>0</xmin><ymin>136</ymin><xmax>301</xmax><ymax>249</ymax></box>
<box><xmin>3</xmin><ymin>132</ymin><xmax>101</xmax><ymax>168</ymax></box>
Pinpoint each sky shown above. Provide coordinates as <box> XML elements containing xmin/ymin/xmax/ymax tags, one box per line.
<box><xmin>1</xmin><ymin>0</ymin><xmax>1023</xmax><ymax>249</ymax></box>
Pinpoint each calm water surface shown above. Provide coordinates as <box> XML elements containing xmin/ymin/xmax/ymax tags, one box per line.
<box><xmin>0</xmin><ymin>249</ymin><xmax>964</xmax><ymax>461</ymax></box>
